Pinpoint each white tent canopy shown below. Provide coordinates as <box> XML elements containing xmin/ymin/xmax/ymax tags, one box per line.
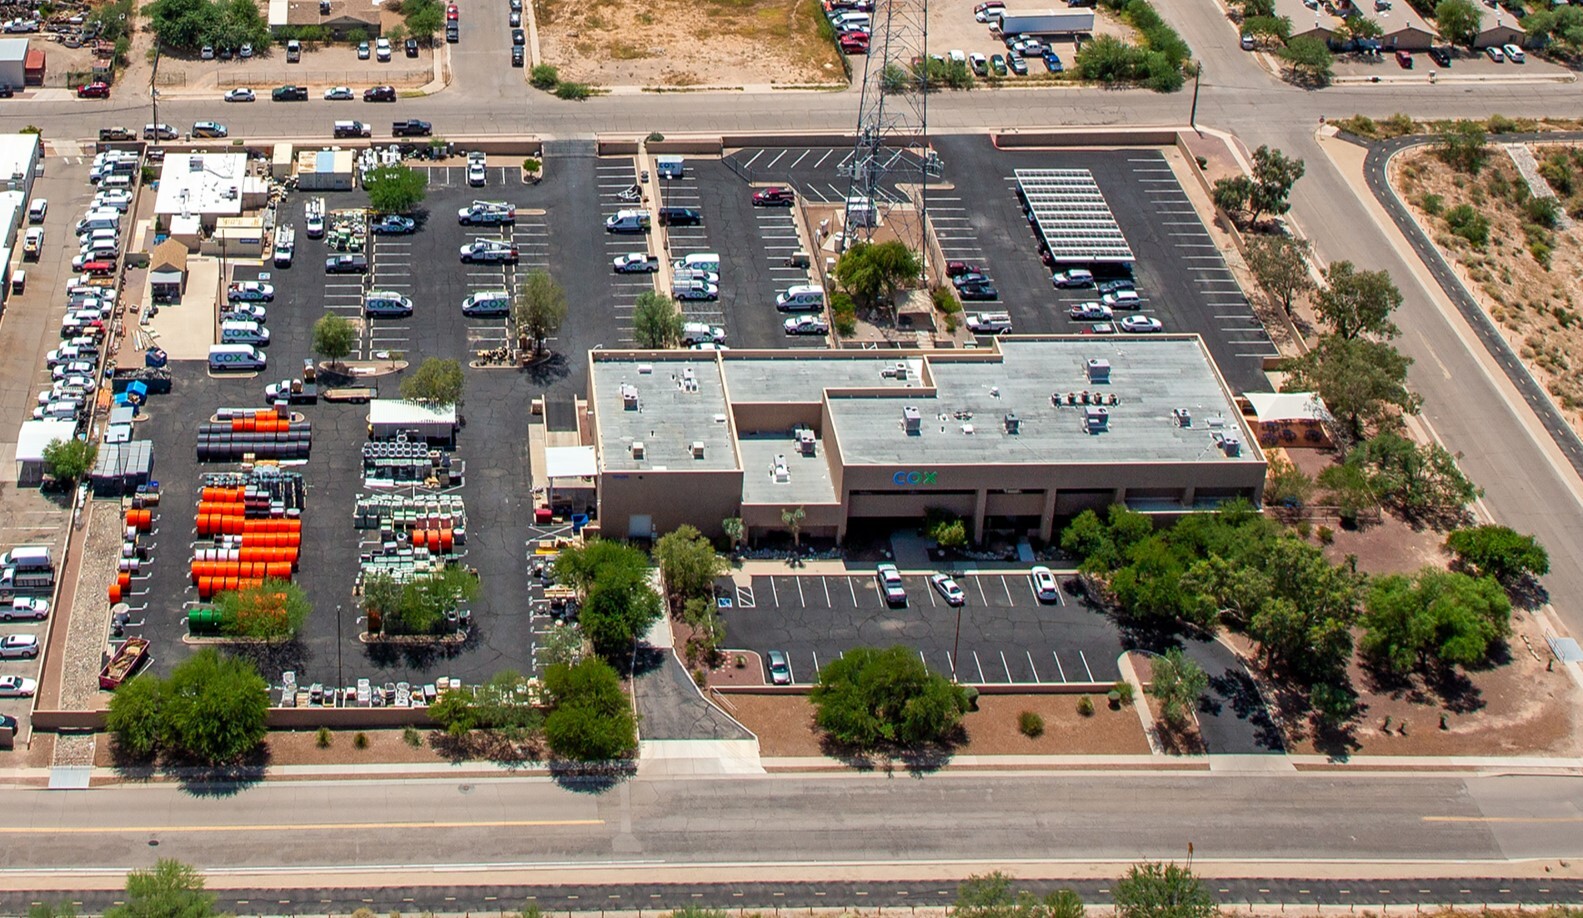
<box><xmin>545</xmin><ymin>446</ymin><xmax>597</xmax><ymax>480</ymax></box>
<box><xmin>1246</xmin><ymin>391</ymin><xmax>1331</xmax><ymax>424</ymax></box>
<box><xmin>14</xmin><ymin>419</ymin><xmax>80</xmax><ymax>485</ymax></box>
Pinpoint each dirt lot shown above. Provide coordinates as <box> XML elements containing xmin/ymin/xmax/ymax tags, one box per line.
<box><xmin>533</xmin><ymin>0</ymin><xmax>844</xmax><ymax>87</ymax></box>
<box><xmin>138</xmin><ymin>31</ymin><xmax>434</xmax><ymax>94</ymax></box>
<box><xmin>1391</xmin><ymin>143</ymin><xmax>1583</xmax><ymax>435</ymax></box>
<box><xmin>719</xmin><ymin>691</ymin><xmax>1151</xmax><ymax>759</ymax></box>
<box><xmin>1278</xmin><ymin>446</ymin><xmax>1450</xmax><ymax>577</ymax></box>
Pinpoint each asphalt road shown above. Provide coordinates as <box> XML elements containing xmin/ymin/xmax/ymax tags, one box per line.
<box><xmin>0</xmin><ymin>772</ymin><xmax>1579</xmax><ymax>874</ymax></box>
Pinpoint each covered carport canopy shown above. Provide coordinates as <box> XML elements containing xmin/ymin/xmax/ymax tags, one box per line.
<box><xmin>14</xmin><ymin>419</ymin><xmax>80</xmax><ymax>486</ymax></box>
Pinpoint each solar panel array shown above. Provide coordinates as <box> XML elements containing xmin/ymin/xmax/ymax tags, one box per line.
<box><xmin>1015</xmin><ymin>168</ymin><xmax>1136</xmax><ymax>266</ymax></box>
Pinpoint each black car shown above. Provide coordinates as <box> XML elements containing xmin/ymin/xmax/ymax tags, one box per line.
<box><xmin>391</xmin><ymin>118</ymin><xmax>432</xmax><ymax>136</ymax></box>
<box><xmin>271</xmin><ymin>84</ymin><xmax>308</xmax><ymax>101</ymax></box>
<box><xmin>405</xmin><ymin>37</ymin><xmax>420</xmax><ymax>57</ymax></box>
<box><xmin>1096</xmin><ymin>278</ymin><xmax>1135</xmax><ymax>295</ymax></box>
<box><xmin>512</xmin><ymin>28</ymin><xmax>525</xmax><ymax>45</ymax></box>
<box><xmin>958</xmin><ymin>283</ymin><xmax>999</xmax><ymax>301</ymax></box>
<box><xmin>363</xmin><ymin>85</ymin><xmax>396</xmax><ymax>102</ymax></box>
<box><xmin>446</xmin><ymin>25</ymin><xmax>459</xmax><ymax>42</ymax></box>
<box><xmin>658</xmin><ymin>206</ymin><xmax>702</xmax><ymax>226</ymax></box>
<box><xmin>325</xmin><ymin>253</ymin><xmax>369</xmax><ymax>274</ymax></box>
<box><xmin>1427</xmin><ymin>45</ymin><xmax>1451</xmax><ymax>66</ymax></box>
<box><xmin>952</xmin><ymin>272</ymin><xmax>991</xmax><ymax>288</ymax></box>
<box><xmin>511</xmin><ymin>46</ymin><xmax>525</xmax><ymax>66</ymax></box>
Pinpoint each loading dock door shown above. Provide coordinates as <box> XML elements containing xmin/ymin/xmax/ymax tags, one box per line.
<box><xmin>628</xmin><ymin>514</ymin><xmax>653</xmax><ymax>539</ymax></box>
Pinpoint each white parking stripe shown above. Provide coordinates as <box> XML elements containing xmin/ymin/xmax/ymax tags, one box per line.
<box><xmin>1079</xmin><ymin>650</ymin><xmax>1094</xmax><ymax>682</ymax></box>
<box><xmin>1052</xmin><ymin>652</ymin><xmax>1067</xmax><ymax>682</ymax></box>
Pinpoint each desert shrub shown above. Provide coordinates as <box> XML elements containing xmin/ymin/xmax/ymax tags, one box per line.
<box><xmin>1018</xmin><ymin>710</ymin><xmax>1045</xmax><ymax>738</ymax></box>
<box><xmin>1444</xmin><ymin>203</ymin><xmax>1489</xmax><ymax>246</ymax></box>
<box><xmin>1077</xmin><ymin>695</ymin><xmax>1095</xmax><ymax>717</ymax></box>
<box><xmin>316</xmin><ymin>726</ymin><xmax>332</xmax><ymax>748</ymax></box>
<box><xmin>554</xmin><ymin>81</ymin><xmax>591</xmax><ymax>100</ymax></box>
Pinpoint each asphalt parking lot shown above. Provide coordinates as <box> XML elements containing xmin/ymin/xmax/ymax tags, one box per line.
<box><xmin>724</xmin><ymin>147</ymin><xmax>918</xmax><ymax>205</ymax></box>
<box><xmin>932</xmin><ymin>136</ymin><xmax>1276</xmax><ymax>393</ymax></box>
<box><xmin>720</xmin><ymin>571</ymin><xmax>1123</xmax><ymax>686</ymax></box>
<box><xmin>686</xmin><ymin>160</ymin><xmax>824</xmax><ymax>349</ymax></box>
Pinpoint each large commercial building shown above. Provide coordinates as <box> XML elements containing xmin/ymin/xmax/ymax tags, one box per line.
<box><xmin>586</xmin><ymin>336</ymin><xmax>1267</xmax><ymax>544</ymax></box>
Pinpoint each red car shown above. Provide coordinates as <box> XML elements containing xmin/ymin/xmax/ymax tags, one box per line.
<box><xmin>753</xmin><ymin>187</ymin><xmax>796</xmax><ymax>206</ymax></box>
<box><xmin>1395</xmin><ymin>49</ymin><xmax>1413</xmax><ymax>68</ymax></box>
<box><xmin>446</xmin><ymin>4</ymin><xmax>458</xmax><ymax>18</ymax></box>
<box><xmin>839</xmin><ymin>32</ymin><xmax>869</xmax><ymax>53</ymax></box>
<box><xmin>945</xmin><ymin>260</ymin><xmax>981</xmax><ymax>277</ymax></box>
<box><xmin>76</xmin><ymin>82</ymin><xmax>110</xmax><ymax>98</ymax></box>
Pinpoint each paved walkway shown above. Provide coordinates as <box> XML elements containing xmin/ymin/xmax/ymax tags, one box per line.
<box><xmin>630</xmin><ymin>616</ymin><xmax>752</xmax><ymax>743</ymax></box>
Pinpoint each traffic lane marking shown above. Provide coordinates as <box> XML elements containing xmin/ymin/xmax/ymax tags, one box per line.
<box><xmin>0</xmin><ymin>819</ymin><xmax>605</xmax><ymax>834</ymax></box>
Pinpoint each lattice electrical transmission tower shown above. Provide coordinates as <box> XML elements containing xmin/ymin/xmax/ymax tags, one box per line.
<box><xmin>839</xmin><ymin>0</ymin><xmax>943</xmax><ymax>260</ymax></box>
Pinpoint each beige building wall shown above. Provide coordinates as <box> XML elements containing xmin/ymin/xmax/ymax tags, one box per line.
<box><xmin>597</xmin><ymin>468</ymin><xmax>745</xmax><ymax>541</ymax></box>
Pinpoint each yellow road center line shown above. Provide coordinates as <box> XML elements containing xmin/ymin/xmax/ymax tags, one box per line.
<box><xmin>0</xmin><ymin>819</ymin><xmax>604</xmax><ymax>834</ymax></box>
<box><xmin>1423</xmin><ymin>816</ymin><xmax>1583</xmax><ymax>823</ymax></box>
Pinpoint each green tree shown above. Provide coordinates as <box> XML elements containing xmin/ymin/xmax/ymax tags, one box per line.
<box><xmin>400</xmin><ymin>357</ymin><xmax>465</xmax><ymax>407</ymax></box>
<box><xmin>1242</xmin><ymin>14</ymin><xmax>1290</xmax><ymax>41</ymax></box>
<box><xmin>1361</xmin><ymin>569</ymin><xmax>1511</xmax><ymax>673</ymax></box>
<box><xmin>543</xmin><ymin>657</ymin><xmax>637</xmax><ymax>761</ymax></box>
<box><xmin>539</xmin><ymin>621</ymin><xmax>586</xmax><ymax>667</ymax></box>
<box><xmin>1075</xmin><ymin>34</ymin><xmax>1146</xmax><ymax>83</ymax></box>
<box><xmin>1436</xmin><ymin>120</ymin><xmax>1489</xmax><ymax>173</ymax></box>
<box><xmin>578</xmin><ymin>567</ymin><xmax>663</xmax><ymax>658</ymax></box>
<box><xmin>550</xmin><ymin>538</ymin><xmax>650</xmax><ymax>596</ymax></box>
<box><xmin>312</xmin><ymin>312</ymin><xmax>355</xmax><ymax>370</ymax></box>
<box><xmin>632</xmin><ymin>290</ymin><xmax>683</xmax><ymax>348</ymax></box>
<box><xmin>1338</xmin><ymin>14</ymin><xmax>1383</xmax><ymax>40</ymax></box>
<box><xmin>781</xmin><ymin>506</ymin><xmax>806</xmax><ymax>547</ymax></box>
<box><xmin>1264</xmin><ymin>453</ymin><xmax>1315</xmax><ymax>507</ymax></box>
<box><xmin>29</xmin><ymin>902</ymin><xmax>79</xmax><ymax>918</ymax></box>
<box><xmin>833</xmin><ymin>240</ymin><xmax>921</xmax><ymax>315</ymax></box>
<box><xmin>1445</xmin><ymin>525</ymin><xmax>1549</xmax><ymax>584</ymax></box>
<box><xmin>530</xmin><ymin>63</ymin><xmax>560</xmax><ymax>89</ymax></box>
<box><xmin>1434</xmin><ymin>0</ymin><xmax>1480</xmax><ymax>45</ymax></box>
<box><xmin>1244</xmin><ymin>235</ymin><xmax>1315</xmax><ymax>314</ymax></box>
<box><xmin>387</xmin><ymin>566</ymin><xmax>478</xmax><ymax>635</ymax></box>
<box><xmin>1246</xmin><ymin>145</ymin><xmax>1305</xmax><ymax>225</ymax></box>
<box><xmin>1281</xmin><ymin>336</ymin><xmax>1420</xmax><ymax>440</ymax></box>
<box><xmin>144</xmin><ymin>0</ymin><xmax>219</xmax><ymax>50</ymax></box>
<box><xmin>1278</xmin><ymin>35</ymin><xmax>1333</xmax><ymax>85</ymax></box>
<box><xmin>106</xmin><ymin>859</ymin><xmax>217</xmax><ymax>918</ymax></box>
<box><xmin>41</xmin><ymin>437</ymin><xmax>97</xmax><ymax>486</ymax></box>
<box><xmin>1313</xmin><ymin>260</ymin><xmax>1403</xmax><ymax>340</ymax></box>
<box><xmin>1349</xmin><ymin>432</ymin><xmax>1480</xmax><ymax>520</ymax></box>
<box><xmin>956</xmin><ymin>872</ymin><xmax>1085</xmax><ymax>918</ymax></box>
<box><xmin>514</xmin><ymin>269</ymin><xmax>568</xmax><ymax>358</ymax></box>
<box><xmin>721</xmin><ymin>517</ymin><xmax>745</xmax><ymax>552</ymax></box>
<box><xmin>363</xmin><ymin>163</ymin><xmax>428</xmax><ymax>213</ymax></box>
<box><xmin>403</xmin><ymin>0</ymin><xmax>443</xmax><ymax>40</ymax></box>
<box><xmin>105</xmin><ymin>673</ymin><xmax>163</xmax><ymax>758</ymax></box>
<box><xmin>211</xmin><ymin>576</ymin><xmax>310</xmax><ymax>639</ymax></box>
<box><xmin>1112</xmin><ymin>861</ymin><xmax>1214</xmax><ymax>918</ymax></box>
<box><xmin>653</xmin><ymin>524</ymin><xmax>724</xmax><ymax>613</ymax></box>
<box><xmin>810</xmin><ymin>645</ymin><xmax>969</xmax><ymax>749</ymax></box>
<box><xmin>1146</xmin><ymin>647</ymin><xmax>1207</xmax><ymax>730</ymax></box>
<box><xmin>1317</xmin><ymin>460</ymin><xmax>1376</xmax><ymax>524</ymax></box>
<box><xmin>1240</xmin><ymin>0</ymin><xmax>1276</xmax><ymax>16</ymax></box>
<box><xmin>360</xmin><ymin>572</ymin><xmax>403</xmax><ymax>622</ymax></box>
<box><xmin>430</xmin><ymin>669</ymin><xmax>541</xmax><ymax>739</ymax></box>
<box><xmin>112</xmin><ymin>649</ymin><xmax>269</xmax><ymax>765</ymax></box>
<box><xmin>1211</xmin><ymin>175</ymin><xmax>1253</xmax><ymax>219</ymax></box>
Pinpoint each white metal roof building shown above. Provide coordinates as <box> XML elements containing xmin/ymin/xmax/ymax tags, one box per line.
<box><xmin>0</xmin><ymin>39</ymin><xmax>26</xmax><ymax>92</ymax></box>
<box><xmin>153</xmin><ymin>153</ymin><xmax>256</xmax><ymax>227</ymax></box>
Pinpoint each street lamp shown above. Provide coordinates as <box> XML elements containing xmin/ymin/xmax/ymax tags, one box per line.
<box><xmin>950</xmin><ymin>601</ymin><xmax>963</xmax><ymax>683</ymax></box>
<box><xmin>335</xmin><ymin>602</ymin><xmax>344</xmax><ymax>692</ymax></box>
<box><xmin>1189</xmin><ymin>64</ymin><xmax>1202</xmax><ymax>135</ymax></box>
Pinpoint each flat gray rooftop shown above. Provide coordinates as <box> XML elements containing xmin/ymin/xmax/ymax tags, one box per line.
<box><xmin>723</xmin><ymin>354</ymin><xmax>927</xmax><ymax>403</ymax></box>
<box><xmin>739</xmin><ymin>434</ymin><xmax>838</xmax><ymax>506</ymax></box>
<box><xmin>593</xmin><ymin>357</ymin><xmax>737</xmax><ymax>471</ymax></box>
<box><xmin>828</xmin><ymin>337</ymin><xmax>1260</xmax><ymax>466</ymax></box>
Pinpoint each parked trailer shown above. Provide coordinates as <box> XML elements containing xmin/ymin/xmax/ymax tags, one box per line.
<box><xmin>997</xmin><ymin>8</ymin><xmax>1095</xmax><ymax>33</ymax></box>
<box><xmin>324</xmin><ymin>387</ymin><xmax>377</xmax><ymax>403</ymax></box>
<box><xmin>99</xmin><ymin>637</ymin><xmax>150</xmax><ymax>689</ymax></box>
<box><xmin>0</xmin><ymin>566</ymin><xmax>55</xmax><ymax>598</ymax></box>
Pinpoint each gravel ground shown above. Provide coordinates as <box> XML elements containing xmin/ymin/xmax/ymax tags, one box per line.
<box><xmin>57</xmin><ymin>502</ymin><xmax>130</xmax><ymax>711</ymax></box>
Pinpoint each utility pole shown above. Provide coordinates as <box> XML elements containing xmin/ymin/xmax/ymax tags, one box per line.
<box><xmin>1189</xmin><ymin>65</ymin><xmax>1202</xmax><ymax>134</ymax></box>
<box><xmin>150</xmin><ymin>43</ymin><xmax>160</xmax><ymax>141</ymax></box>
<box><xmin>950</xmin><ymin>602</ymin><xmax>962</xmax><ymax>682</ymax></box>
<box><xmin>336</xmin><ymin>602</ymin><xmax>344</xmax><ymax>693</ymax></box>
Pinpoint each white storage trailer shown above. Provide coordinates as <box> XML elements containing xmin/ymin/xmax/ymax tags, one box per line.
<box><xmin>997</xmin><ymin>8</ymin><xmax>1095</xmax><ymax>33</ymax></box>
<box><xmin>368</xmin><ymin>399</ymin><xmax>458</xmax><ymax>444</ymax></box>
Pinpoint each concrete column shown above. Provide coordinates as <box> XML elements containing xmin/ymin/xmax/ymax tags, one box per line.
<box><xmin>1181</xmin><ymin>486</ymin><xmax>1196</xmax><ymax>509</ymax></box>
<box><xmin>1039</xmin><ymin>488</ymin><xmax>1058</xmax><ymax>542</ymax></box>
<box><xmin>1112</xmin><ymin>487</ymin><xmax>1127</xmax><ymax>508</ymax></box>
<box><xmin>972</xmin><ymin>488</ymin><xmax>988</xmax><ymax>545</ymax></box>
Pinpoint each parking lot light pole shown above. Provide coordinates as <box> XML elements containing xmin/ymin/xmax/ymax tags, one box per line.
<box><xmin>336</xmin><ymin>603</ymin><xmax>343</xmax><ymax>690</ymax></box>
<box><xmin>951</xmin><ymin>604</ymin><xmax>962</xmax><ymax>683</ymax></box>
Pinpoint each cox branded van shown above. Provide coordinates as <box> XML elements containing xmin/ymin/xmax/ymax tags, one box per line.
<box><xmin>775</xmin><ymin>284</ymin><xmax>825</xmax><ymax>313</ymax></box>
<box><xmin>219</xmin><ymin>321</ymin><xmax>270</xmax><ymax>346</ymax></box>
<box><xmin>461</xmin><ymin>290</ymin><xmax>511</xmax><ymax>316</ymax></box>
<box><xmin>673</xmin><ymin>252</ymin><xmax>720</xmax><ymax>274</ymax></box>
<box><xmin>208</xmin><ymin>344</ymin><xmax>267</xmax><ymax>371</ymax></box>
<box><xmin>364</xmin><ymin>291</ymin><xmax>414</xmax><ymax>317</ymax></box>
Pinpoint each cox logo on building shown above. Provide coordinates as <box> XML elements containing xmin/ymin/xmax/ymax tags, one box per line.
<box><xmin>892</xmin><ymin>470</ymin><xmax>938</xmax><ymax>486</ymax></box>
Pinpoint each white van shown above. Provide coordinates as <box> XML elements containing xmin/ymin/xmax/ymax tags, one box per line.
<box><xmin>80</xmin><ymin>228</ymin><xmax>120</xmax><ymax>249</ymax></box>
<box><xmin>672</xmin><ymin>267</ymin><xmax>720</xmax><ymax>286</ymax></box>
<box><xmin>220</xmin><ymin>320</ymin><xmax>270</xmax><ymax>345</ymax></box>
<box><xmin>208</xmin><ymin>344</ymin><xmax>267</xmax><ymax>371</ymax></box>
<box><xmin>461</xmin><ymin>289</ymin><xmax>511</xmax><ymax>316</ymax></box>
<box><xmin>673</xmin><ymin>252</ymin><xmax>720</xmax><ymax>274</ymax></box>
<box><xmin>0</xmin><ymin>547</ymin><xmax>52</xmax><ymax>571</ymax></box>
<box><xmin>33</xmin><ymin>401</ymin><xmax>80</xmax><ymax>421</ymax></box>
<box><xmin>831</xmin><ymin>11</ymin><xmax>870</xmax><ymax>28</ymax></box>
<box><xmin>604</xmin><ymin>209</ymin><xmax>651</xmax><ymax>233</ymax></box>
<box><xmin>776</xmin><ymin>284</ymin><xmax>825</xmax><ymax>313</ymax></box>
<box><xmin>681</xmin><ymin>322</ymin><xmax>726</xmax><ymax>345</ymax></box>
<box><xmin>364</xmin><ymin>291</ymin><xmax>414</xmax><ymax>317</ymax></box>
<box><xmin>75</xmin><ymin>212</ymin><xmax>120</xmax><ymax>235</ymax></box>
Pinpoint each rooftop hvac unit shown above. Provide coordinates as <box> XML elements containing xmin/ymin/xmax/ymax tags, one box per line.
<box><xmin>691</xmin><ymin>441</ymin><xmax>705</xmax><ymax>459</ymax></box>
<box><xmin>1085</xmin><ymin>406</ymin><xmax>1109</xmax><ymax>433</ymax></box>
<box><xmin>1086</xmin><ymin>358</ymin><xmax>1111</xmax><ymax>384</ymax></box>
<box><xmin>882</xmin><ymin>362</ymin><xmax>909</xmax><ymax>380</ymax></box>
<box><xmin>797</xmin><ymin>428</ymin><xmax>816</xmax><ymax>455</ymax></box>
<box><xmin>620</xmin><ymin>384</ymin><xmax>639</xmax><ymax>410</ymax></box>
<box><xmin>1221</xmin><ymin>436</ymin><xmax>1241</xmax><ymax>457</ymax></box>
<box><xmin>773</xmin><ymin>456</ymin><xmax>790</xmax><ymax>482</ymax></box>
<box><xmin>902</xmin><ymin>405</ymin><xmax>922</xmax><ymax>434</ymax></box>
<box><xmin>631</xmin><ymin>441</ymin><xmax>645</xmax><ymax>460</ymax></box>
<box><xmin>1173</xmin><ymin>408</ymin><xmax>1192</xmax><ymax>428</ymax></box>
<box><xmin>1004</xmin><ymin>412</ymin><xmax>1020</xmax><ymax>434</ymax></box>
